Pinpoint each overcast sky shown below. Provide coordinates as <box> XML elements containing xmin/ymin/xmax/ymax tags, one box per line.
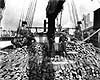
<box><xmin>1</xmin><ymin>0</ymin><xmax>100</xmax><ymax>30</ymax></box>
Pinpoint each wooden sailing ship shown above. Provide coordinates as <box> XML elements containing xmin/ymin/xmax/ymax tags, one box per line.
<box><xmin>0</xmin><ymin>0</ymin><xmax>100</xmax><ymax>80</ymax></box>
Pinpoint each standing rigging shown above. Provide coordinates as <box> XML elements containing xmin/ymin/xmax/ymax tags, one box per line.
<box><xmin>12</xmin><ymin>0</ymin><xmax>37</xmax><ymax>48</ymax></box>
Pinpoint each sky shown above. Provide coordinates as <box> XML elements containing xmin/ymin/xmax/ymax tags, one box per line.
<box><xmin>2</xmin><ymin>0</ymin><xmax>49</xmax><ymax>30</ymax></box>
<box><xmin>1</xmin><ymin>0</ymin><xmax>100</xmax><ymax>30</ymax></box>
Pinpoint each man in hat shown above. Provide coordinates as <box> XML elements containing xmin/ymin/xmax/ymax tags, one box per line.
<box><xmin>12</xmin><ymin>21</ymin><xmax>35</xmax><ymax>48</ymax></box>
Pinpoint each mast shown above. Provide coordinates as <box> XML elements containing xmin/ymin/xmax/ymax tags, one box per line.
<box><xmin>0</xmin><ymin>0</ymin><xmax>5</xmax><ymax>9</ymax></box>
<box><xmin>46</xmin><ymin>0</ymin><xmax>65</xmax><ymax>56</ymax></box>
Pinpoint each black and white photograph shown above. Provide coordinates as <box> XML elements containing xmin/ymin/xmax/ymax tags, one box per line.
<box><xmin>0</xmin><ymin>0</ymin><xmax>100</xmax><ymax>80</ymax></box>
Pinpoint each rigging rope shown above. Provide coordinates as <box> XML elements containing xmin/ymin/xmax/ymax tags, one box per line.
<box><xmin>60</xmin><ymin>10</ymin><xmax>63</xmax><ymax>26</ymax></box>
<box><xmin>29</xmin><ymin>0</ymin><xmax>37</xmax><ymax>27</ymax></box>
<box><xmin>25</xmin><ymin>0</ymin><xmax>34</xmax><ymax>23</ymax></box>
<box><xmin>25</xmin><ymin>0</ymin><xmax>34</xmax><ymax>27</ymax></box>
<box><xmin>25</xmin><ymin>0</ymin><xmax>37</xmax><ymax>27</ymax></box>
<box><xmin>71</xmin><ymin>0</ymin><xmax>78</xmax><ymax>26</ymax></box>
<box><xmin>17</xmin><ymin>0</ymin><xmax>26</xmax><ymax>34</ymax></box>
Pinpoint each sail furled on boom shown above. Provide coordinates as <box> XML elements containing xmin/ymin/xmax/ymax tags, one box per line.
<box><xmin>25</xmin><ymin>0</ymin><xmax>37</xmax><ymax>27</ymax></box>
<box><xmin>46</xmin><ymin>0</ymin><xmax>65</xmax><ymax>18</ymax></box>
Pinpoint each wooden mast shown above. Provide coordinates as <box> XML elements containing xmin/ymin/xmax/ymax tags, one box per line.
<box><xmin>46</xmin><ymin>0</ymin><xmax>65</xmax><ymax>56</ymax></box>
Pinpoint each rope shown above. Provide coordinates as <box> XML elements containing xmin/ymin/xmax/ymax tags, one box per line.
<box><xmin>29</xmin><ymin>0</ymin><xmax>37</xmax><ymax>27</ymax></box>
<box><xmin>25</xmin><ymin>0</ymin><xmax>35</xmax><ymax>26</ymax></box>
<box><xmin>16</xmin><ymin>0</ymin><xmax>26</xmax><ymax>35</ymax></box>
<box><xmin>25</xmin><ymin>1</ymin><xmax>33</xmax><ymax>22</ymax></box>
<box><xmin>71</xmin><ymin>0</ymin><xmax>78</xmax><ymax>26</ymax></box>
<box><xmin>60</xmin><ymin>10</ymin><xmax>63</xmax><ymax>26</ymax></box>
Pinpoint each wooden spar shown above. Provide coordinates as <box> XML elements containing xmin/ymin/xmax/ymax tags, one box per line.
<box><xmin>81</xmin><ymin>28</ymin><xmax>100</xmax><ymax>43</ymax></box>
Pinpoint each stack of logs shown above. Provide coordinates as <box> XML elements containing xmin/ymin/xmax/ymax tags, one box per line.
<box><xmin>0</xmin><ymin>40</ymin><xmax>100</xmax><ymax>80</ymax></box>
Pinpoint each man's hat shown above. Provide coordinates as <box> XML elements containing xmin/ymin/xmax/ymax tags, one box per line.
<box><xmin>77</xmin><ymin>21</ymin><xmax>82</xmax><ymax>24</ymax></box>
<box><xmin>22</xmin><ymin>21</ymin><xmax>27</xmax><ymax>26</ymax></box>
